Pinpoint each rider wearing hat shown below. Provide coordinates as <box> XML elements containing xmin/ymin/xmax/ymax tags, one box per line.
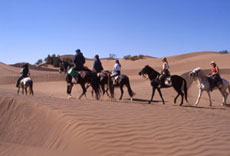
<box><xmin>16</xmin><ymin>63</ymin><xmax>30</xmax><ymax>87</ymax></box>
<box><xmin>93</xmin><ymin>54</ymin><xmax>103</xmax><ymax>73</ymax></box>
<box><xmin>70</xmin><ymin>49</ymin><xmax>86</xmax><ymax>82</ymax></box>
<box><xmin>73</xmin><ymin>49</ymin><xmax>85</xmax><ymax>71</ymax></box>
<box><xmin>158</xmin><ymin>57</ymin><xmax>170</xmax><ymax>88</ymax></box>
<box><xmin>209</xmin><ymin>61</ymin><xmax>222</xmax><ymax>91</ymax></box>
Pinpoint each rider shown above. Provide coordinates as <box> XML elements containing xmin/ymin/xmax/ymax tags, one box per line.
<box><xmin>16</xmin><ymin>63</ymin><xmax>30</xmax><ymax>87</ymax></box>
<box><xmin>72</xmin><ymin>49</ymin><xmax>85</xmax><ymax>82</ymax></box>
<box><xmin>209</xmin><ymin>61</ymin><xmax>222</xmax><ymax>91</ymax></box>
<box><xmin>93</xmin><ymin>54</ymin><xmax>103</xmax><ymax>73</ymax></box>
<box><xmin>158</xmin><ymin>57</ymin><xmax>170</xmax><ymax>88</ymax></box>
<box><xmin>111</xmin><ymin>59</ymin><xmax>121</xmax><ymax>85</ymax></box>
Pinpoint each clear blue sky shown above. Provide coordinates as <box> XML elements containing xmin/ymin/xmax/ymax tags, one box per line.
<box><xmin>0</xmin><ymin>0</ymin><xmax>230</xmax><ymax>64</ymax></box>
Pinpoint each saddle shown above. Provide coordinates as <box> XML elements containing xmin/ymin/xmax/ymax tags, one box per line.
<box><xmin>158</xmin><ymin>74</ymin><xmax>172</xmax><ymax>87</ymax></box>
<box><xmin>68</xmin><ymin>68</ymin><xmax>88</xmax><ymax>83</ymax></box>
<box><xmin>112</xmin><ymin>75</ymin><xmax>120</xmax><ymax>86</ymax></box>
<box><xmin>164</xmin><ymin>76</ymin><xmax>172</xmax><ymax>86</ymax></box>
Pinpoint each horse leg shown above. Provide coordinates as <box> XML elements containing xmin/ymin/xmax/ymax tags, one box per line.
<box><xmin>174</xmin><ymin>94</ymin><xmax>180</xmax><ymax>104</ymax></box>
<box><xmin>195</xmin><ymin>89</ymin><xmax>203</xmax><ymax>106</ymax></box>
<box><xmin>219</xmin><ymin>88</ymin><xmax>227</xmax><ymax>106</ymax></box>
<box><xmin>17</xmin><ymin>87</ymin><xmax>20</xmax><ymax>95</ymax></box>
<box><xmin>119</xmin><ymin>84</ymin><xmax>124</xmax><ymax>100</ymax></box>
<box><xmin>22</xmin><ymin>86</ymin><xmax>24</xmax><ymax>95</ymax></box>
<box><xmin>148</xmin><ymin>87</ymin><xmax>156</xmax><ymax>104</ymax></box>
<box><xmin>67</xmin><ymin>83</ymin><xmax>73</xmax><ymax>99</ymax></box>
<box><xmin>157</xmin><ymin>87</ymin><xmax>165</xmax><ymax>104</ymax></box>
<box><xmin>25</xmin><ymin>87</ymin><xmax>28</xmax><ymax>95</ymax></box>
<box><xmin>173</xmin><ymin>85</ymin><xmax>184</xmax><ymax>106</ymax></box>
<box><xmin>207</xmin><ymin>91</ymin><xmax>212</xmax><ymax>106</ymax></box>
<box><xmin>79</xmin><ymin>83</ymin><xmax>87</xmax><ymax>100</ymax></box>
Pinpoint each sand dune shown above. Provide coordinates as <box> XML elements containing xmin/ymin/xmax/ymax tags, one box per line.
<box><xmin>1</xmin><ymin>51</ymin><xmax>230</xmax><ymax>156</ymax></box>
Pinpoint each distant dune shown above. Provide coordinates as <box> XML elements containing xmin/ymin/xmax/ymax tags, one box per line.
<box><xmin>1</xmin><ymin>51</ymin><xmax>230</xmax><ymax>156</ymax></box>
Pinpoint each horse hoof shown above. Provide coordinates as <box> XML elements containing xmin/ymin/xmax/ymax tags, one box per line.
<box><xmin>67</xmin><ymin>95</ymin><xmax>72</xmax><ymax>99</ymax></box>
<box><xmin>130</xmin><ymin>98</ymin><xmax>133</xmax><ymax>102</ymax></box>
<box><xmin>148</xmin><ymin>101</ymin><xmax>151</xmax><ymax>104</ymax></box>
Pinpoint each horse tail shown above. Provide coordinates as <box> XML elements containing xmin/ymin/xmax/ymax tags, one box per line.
<box><xmin>126</xmin><ymin>77</ymin><xmax>135</xmax><ymax>98</ymax></box>
<box><xmin>183</xmin><ymin>78</ymin><xmax>188</xmax><ymax>102</ymax></box>
<box><xmin>30</xmin><ymin>80</ymin><xmax>34</xmax><ymax>95</ymax></box>
<box><xmin>108</xmin><ymin>73</ymin><xmax>114</xmax><ymax>99</ymax></box>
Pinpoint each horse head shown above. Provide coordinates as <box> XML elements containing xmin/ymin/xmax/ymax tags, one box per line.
<box><xmin>189</xmin><ymin>67</ymin><xmax>201</xmax><ymax>78</ymax></box>
<box><xmin>59</xmin><ymin>61</ymin><xmax>73</xmax><ymax>74</ymax></box>
<box><xmin>139</xmin><ymin>65</ymin><xmax>159</xmax><ymax>80</ymax></box>
<box><xmin>189</xmin><ymin>67</ymin><xmax>207</xmax><ymax>80</ymax></box>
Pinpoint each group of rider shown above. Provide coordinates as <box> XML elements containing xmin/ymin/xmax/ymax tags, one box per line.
<box><xmin>16</xmin><ymin>49</ymin><xmax>223</xmax><ymax>91</ymax></box>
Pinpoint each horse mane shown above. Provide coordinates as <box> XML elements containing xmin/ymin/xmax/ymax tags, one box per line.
<box><xmin>145</xmin><ymin>65</ymin><xmax>160</xmax><ymax>75</ymax></box>
<box><xmin>195</xmin><ymin>67</ymin><xmax>207</xmax><ymax>78</ymax></box>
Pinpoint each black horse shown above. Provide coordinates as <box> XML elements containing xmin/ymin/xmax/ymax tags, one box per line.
<box><xmin>59</xmin><ymin>61</ymin><xmax>73</xmax><ymax>74</ymax></box>
<box><xmin>138</xmin><ymin>65</ymin><xmax>188</xmax><ymax>105</ymax></box>
<box><xmin>107</xmin><ymin>73</ymin><xmax>135</xmax><ymax>101</ymax></box>
<box><xmin>66</xmin><ymin>68</ymin><xmax>100</xmax><ymax>100</ymax></box>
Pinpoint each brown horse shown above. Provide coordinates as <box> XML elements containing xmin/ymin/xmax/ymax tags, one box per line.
<box><xmin>106</xmin><ymin>73</ymin><xmax>135</xmax><ymax>101</ymax></box>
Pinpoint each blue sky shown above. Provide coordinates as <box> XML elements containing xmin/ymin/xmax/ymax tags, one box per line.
<box><xmin>0</xmin><ymin>0</ymin><xmax>230</xmax><ymax>64</ymax></box>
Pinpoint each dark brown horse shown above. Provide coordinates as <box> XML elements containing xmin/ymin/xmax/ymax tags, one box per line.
<box><xmin>138</xmin><ymin>65</ymin><xmax>188</xmax><ymax>105</ymax></box>
<box><xmin>97</xmin><ymin>70</ymin><xmax>112</xmax><ymax>97</ymax></box>
<box><xmin>107</xmin><ymin>73</ymin><xmax>135</xmax><ymax>101</ymax></box>
<box><xmin>66</xmin><ymin>68</ymin><xmax>100</xmax><ymax>100</ymax></box>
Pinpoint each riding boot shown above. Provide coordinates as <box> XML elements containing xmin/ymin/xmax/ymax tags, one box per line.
<box><xmin>210</xmin><ymin>84</ymin><xmax>214</xmax><ymax>92</ymax></box>
<box><xmin>16</xmin><ymin>76</ymin><xmax>23</xmax><ymax>88</ymax></box>
<box><xmin>157</xmin><ymin>79</ymin><xmax>162</xmax><ymax>88</ymax></box>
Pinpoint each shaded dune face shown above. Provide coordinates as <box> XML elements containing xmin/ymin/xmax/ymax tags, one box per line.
<box><xmin>0</xmin><ymin>51</ymin><xmax>230</xmax><ymax>156</ymax></box>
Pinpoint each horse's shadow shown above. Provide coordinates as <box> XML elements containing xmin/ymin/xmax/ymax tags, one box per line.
<box><xmin>181</xmin><ymin>105</ymin><xmax>229</xmax><ymax>110</ymax></box>
<box><xmin>122</xmin><ymin>98</ymin><xmax>167</xmax><ymax>104</ymax></box>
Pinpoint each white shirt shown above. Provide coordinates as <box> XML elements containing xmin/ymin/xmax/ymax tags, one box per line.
<box><xmin>162</xmin><ymin>62</ymin><xmax>169</xmax><ymax>70</ymax></box>
<box><xmin>112</xmin><ymin>63</ymin><xmax>121</xmax><ymax>75</ymax></box>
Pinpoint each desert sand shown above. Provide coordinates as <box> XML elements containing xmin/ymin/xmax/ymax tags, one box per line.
<box><xmin>0</xmin><ymin>51</ymin><xmax>230</xmax><ymax>156</ymax></box>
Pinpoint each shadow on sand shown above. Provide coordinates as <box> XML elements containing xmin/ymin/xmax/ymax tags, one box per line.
<box><xmin>181</xmin><ymin>105</ymin><xmax>229</xmax><ymax>110</ymax></box>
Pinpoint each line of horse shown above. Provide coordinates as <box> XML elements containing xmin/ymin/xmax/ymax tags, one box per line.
<box><xmin>17</xmin><ymin>61</ymin><xmax>230</xmax><ymax>107</ymax></box>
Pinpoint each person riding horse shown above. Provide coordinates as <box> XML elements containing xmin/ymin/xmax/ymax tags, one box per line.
<box><xmin>209</xmin><ymin>61</ymin><xmax>222</xmax><ymax>91</ymax></box>
<box><xmin>16</xmin><ymin>63</ymin><xmax>30</xmax><ymax>88</ymax></box>
<box><xmin>93</xmin><ymin>55</ymin><xmax>103</xmax><ymax>73</ymax></box>
<box><xmin>71</xmin><ymin>49</ymin><xmax>86</xmax><ymax>82</ymax></box>
<box><xmin>158</xmin><ymin>57</ymin><xmax>170</xmax><ymax>88</ymax></box>
<box><xmin>111</xmin><ymin>59</ymin><xmax>121</xmax><ymax>85</ymax></box>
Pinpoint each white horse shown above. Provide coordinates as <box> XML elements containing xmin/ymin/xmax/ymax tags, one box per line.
<box><xmin>17</xmin><ymin>77</ymin><xmax>34</xmax><ymax>95</ymax></box>
<box><xmin>189</xmin><ymin>67</ymin><xmax>230</xmax><ymax>106</ymax></box>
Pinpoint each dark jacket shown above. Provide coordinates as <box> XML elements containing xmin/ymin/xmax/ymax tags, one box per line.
<box><xmin>73</xmin><ymin>53</ymin><xmax>85</xmax><ymax>70</ymax></box>
<box><xmin>21</xmin><ymin>67</ymin><xmax>29</xmax><ymax>77</ymax></box>
<box><xmin>93</xmin><ymin>59</ymin><xmax>103</xmax><ymax>73</ymax></box>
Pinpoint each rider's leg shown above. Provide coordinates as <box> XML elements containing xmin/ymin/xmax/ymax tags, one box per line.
<box><xmin>16</xmin><ymin>76</ymin><xmax>23</xmax><ymax>88</ymax></box>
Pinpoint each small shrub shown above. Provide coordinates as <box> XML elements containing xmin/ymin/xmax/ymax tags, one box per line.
<box><xmin>123</xmin><ymin>54</ymin><xmax>145</xmax><ymax>61</ymax></box>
